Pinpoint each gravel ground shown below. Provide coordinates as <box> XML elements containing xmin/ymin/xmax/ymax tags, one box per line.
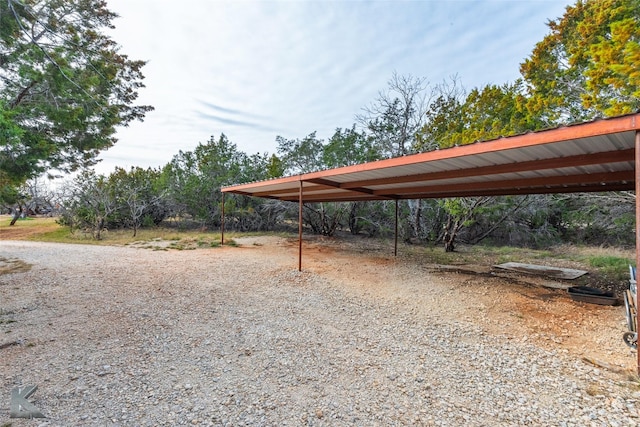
<box><xmin>1</xmin><ymin>238</ymin><xmax>640</xmax><ymax>426</ymax></box>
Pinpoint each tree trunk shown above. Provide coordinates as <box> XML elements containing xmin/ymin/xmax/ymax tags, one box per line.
<box><xmin>94</xmin><ymin>217</ymin><xmax>104</xmax><ymax>240</ymax></box>
<box><xmin>414</xmin><ymin>199</ymin><xmax>422</xmax><ymax>239</ymax></box>
<box><xmin>443</xmin><ymin>216</ymin><xmax>460</xmax><ymax>252</ymax></box>
<box><xmin>9</xmin><ymin>207</ymin><xmax>22</xmax><ymax>226</ymax></box>
<box><xmin>348</xmin><ymin>202</ymin><xmax>360</xmax><ymax>235</ymax></box>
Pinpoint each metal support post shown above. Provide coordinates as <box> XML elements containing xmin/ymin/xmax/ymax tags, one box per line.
<box><xmin>221</xmin><ymin>192</ymin><xmax>225</xmax><ymax>246</ymax></box>
<box><xmin>298</xmin><ymin>180</ymin><xmax>303</xmax><ymax>272</ymax></box>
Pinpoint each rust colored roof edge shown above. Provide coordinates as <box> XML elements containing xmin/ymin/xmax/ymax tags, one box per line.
<box><xmin>221</xmin><ymin>112</ymin><xmax>640</xmax><ymax>195</ymax></box>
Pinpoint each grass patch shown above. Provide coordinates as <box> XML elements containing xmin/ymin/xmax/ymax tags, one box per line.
<box><xmin>551</xmin><ymin>245</ymin><xmax>635</xmax><ymax>283</ymax></box>
<box><xmin>586</xmin><ymin>255</ymin><xmax>633</xmax><ymax>282</ymax></box>
<box><xmin>10</xmin><ymin>216</ymin><xmax>34</xmax><ymax>222</ymax></box>
<box><xmin>162</xmin><ymin>237</ymin><xmax>235</xmax><ymax>250</ymax></box>
<box><xmin>4</xmin><ymin>216</ymin><xmax>44</xmax><ymax>227</ymax></box>
<box><xmin>1</xmin><ymin>216</ymin><xmax>243</xmax><ymax>250</ymax></box>
<box><xmin>32</xmin><ymin>225</ymin><xmax>75</xmax><ymax>242</ymax></box>
<box><xmin>588</xmin><ymin>255</ymin><xmax>630</xmax><ymax>270</ymax></box>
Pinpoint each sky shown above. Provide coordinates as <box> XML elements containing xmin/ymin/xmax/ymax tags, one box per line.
<box><xmin>95</xmin><ymin>0</ymin><xmax>571</xmax><ymax>175</ymax></box>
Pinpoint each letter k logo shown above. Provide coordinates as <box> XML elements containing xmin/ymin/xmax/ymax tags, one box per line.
<box><xmin>10</xmin><ymin>385</ymin><xmax>45</xmax><ymax>418</ymax></box>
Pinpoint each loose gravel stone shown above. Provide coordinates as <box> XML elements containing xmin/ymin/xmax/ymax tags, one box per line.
<box><xmin>0</xmin><ymin>238</ymin><xmax>638</xmax><ymax>426</ymax></box>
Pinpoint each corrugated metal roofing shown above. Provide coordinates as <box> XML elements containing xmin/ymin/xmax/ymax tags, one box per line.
<box><xmin>222</xmin><ymin>113</ymin><xmax>640</xmax><ymax>202</ymax></box>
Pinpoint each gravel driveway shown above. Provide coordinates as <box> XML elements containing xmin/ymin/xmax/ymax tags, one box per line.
<box><xmin>1</xmin><ymin>239</ymin><xmax>639</xmax><ymax>426</ymax></box>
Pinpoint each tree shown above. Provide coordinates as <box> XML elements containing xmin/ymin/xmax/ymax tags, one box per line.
<box><xmin>416</xmin><ymin>82</ymin><xmax>542</xmax><ymax>250</ymax></box>
<box><xmin>520</xmin><ymin>0</ymin><xmax>640</xmax><ymax>122</ymax></box>
<box><xmin>517</xmin><ymin>0</ymin><xmax>639</xmax><ymax>248</ymax></box>
<box><xmin>357</xmin><ymin>72</ymin><xmax>430</xmax><ymax>157</ymax></box>
<box><xmin>455</xmin><ymin>82</ymin><xmax>539</xmax><ymax>142</ymax></box>
<box><xmin>322</xmin><ymin>126</ymin><xmax>380</xmax><ymax>168</ymax></box>
<box><xmin>276</xmin><ymin>132</ymin><xmax>325</xmax><ymax>175</ymax></box>
<box><xmin>107</xmin><ymin>167</ymin><xmax>167</xmax><ymax>236</ymax></box>
<box><xmin>418</xmin><ymin>81</ymin><xmax>540</xmax><ymax>149</ymax></box>
<box><xmin>276</xmin><ymin>132</ymin><xmax>339</xmax><ymax>235</ymax></box>
<box><xmin>0</xmin><ymin>102</ymin><xmax>28</xmax><ymax>203</ymax></box>
<box><xmin>266</xmin><ymin>154</ymin><xmax>285</xmax><ymax>179</ymax></box>
<box><xmin>582</xmin><ymin>0</ymin><xmax>640</xmax><ymax>115</ymax></box>
<box><xmin>441</xmin><ymin>198</ymin><xmax>488</xmax><ymax>252</ymax></box>
<box><xmin>159</xmin><ymin>149</ymin><xmax>199</xmax><ymax>222</ymax></box>
<box><xmin>159</xmin><ymin>134</ymin><xmax>275</xmax><ymax>231</ymax></box>
<box><xmin>163</xmin><ymin>134</ymin><xmax>243</xmax><ymax>227</ymax></box>
<box><xmin>322</xmin><ymin>126</ymin><xmax>384</xmax><ymax>235</ymax></box>
<box><xmin>415</xmin><ymin>77</ymin><xmax>466</xmax><ymax>152</ymax></box>
<box><xmin>61</xmin><ymin>170</ymin><xmax>116</xmax><ymax>239</ymax></box>
<box><xmin>357</xmin><ymin>72</ymin><xmax>432</xmax><ymax>241</ymax></box>
<box><xmin>0</xmin><ymin>0</ymin><xmax>153</xmax><ymax>200</ymax></box>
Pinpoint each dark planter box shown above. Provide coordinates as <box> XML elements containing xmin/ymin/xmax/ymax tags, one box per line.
<box><xmin>568</xmin><ymin>286</ymin><xmax>619</xmax><ymax>306</ymax></box>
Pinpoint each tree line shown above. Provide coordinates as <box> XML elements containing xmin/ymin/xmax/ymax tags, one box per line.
<box><xmin>3</xmin><ymin>0</ymin><xmax>639</xmax><ymax>249</ymax></box>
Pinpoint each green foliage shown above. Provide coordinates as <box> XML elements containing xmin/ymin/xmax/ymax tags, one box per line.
<box><xmin>276</xmin><ymin>132</ymin><xmax>325</xmax><ymax>174</ymax></box>
<box><xmin>417</xmin><ymin>81</ymin><xmax>539</xmax><ymax>250</ymax></box>
<box><xmin>416</xmin><ymin>91</ymin><xmax>464</xmax><ymax>151</ymax></box>
<box><xmin>162</xmin><ymin>134</ymin><xmax>238</xmax><ymax>226</ymax></box>
<box><xmin>417</xmin><ymin>81</ymin><xmax>540</xmax><ymax>150</ymax></box>
<box><xmin>496</xmin><ymin>195</ymin><xmax>564</xmax><ymax>248</ymax></box>
<box><xmin>59</xmin><ymin>170</ymin><xmax>115</xmax><ymax>239</ymax></box>
<box><xmin>323</xmin><ymin>126</ymin><xmax>381</xmax><ymax>168</ymax></box>
<box><xmin>412</xmin><ymin>0</ymin><xmax>640</xmax><ymax>251</ymax></box>
<box><xmin>0</xmin><ymin>101</ymin><xmax>28</xmax><ymax>197</ymax></box>
<box><xmin>0</xmin><ymin>0</ymin><xmax>153</xmax><ymax>199</ymax></box>
<box><xmin>59</xmin><ymin>166</ymin><xmax>169</xmax><ymax>238</ymax></box>
<box><xmin>557</xmin><ymin>195</ymin><xmax>635</xmax><ymax>247</ymax></box>
<box><xmin>347</xmin><ymin>201</ymin><xmax>397</xmax><ymax>237</ymax></box>
<box><xmin>274</xmin><ymin>128</ymin><xmax>390</xmax><ymax>237</ymax></box>
<box><xmin>106</xmin><ymin>166</ymin><xmax>169</xmax><ymax>235</ymax></box>
<box><xmin>521</xmin><ymin>0</ymin><xmax>640</xmax><ymax>122</ymax></box>
<box><xmin>583</xmin><ymin>1</ymin><xmax>640</xmax><ymax>115</ymax></box>
<box><xmin>439</xmin><ymin>197</ymin><xmax>513</xmax><ymax>251</ymax></box>
<box><xmin>302</xmin><ymin>203</ymin><xmax>347</xmax><ymax>236</ymax></box>
<box><xmin>266</xmin><ymin>154</ymin><xmax>285</xmax><ymax>179</ymax></box>
<box><xmin>159</xmin><ymin>134</ymin><xmax>275</xmax><ymax>230</ymax></box>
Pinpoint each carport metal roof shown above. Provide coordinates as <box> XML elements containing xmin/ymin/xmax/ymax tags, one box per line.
<box><xmin>223</xmin><ymin>113</ymin><xmax>639</xmax><ymax>202</ymax></box>
<box><xmin>222</xmin><ymin>112</ymin><xmax>640</xmax><ymax>372</ymax></box>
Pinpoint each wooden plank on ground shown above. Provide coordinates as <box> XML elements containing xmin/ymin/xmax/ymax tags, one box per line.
<box><xmin>493</xmin><ymin>262</ymin><xmax>587</xmax><ymax>280</ymax></box>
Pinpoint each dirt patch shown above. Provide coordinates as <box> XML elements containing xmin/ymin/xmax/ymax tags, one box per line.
<box><xmin>283</xmin><ymin>236</ymin><xmax>635</xmax><ymax>371</ymax></box>
<box><xmin>0</xmin><ymin>216</ymin><xmax>59</xmax><ymax>240</ymax></box>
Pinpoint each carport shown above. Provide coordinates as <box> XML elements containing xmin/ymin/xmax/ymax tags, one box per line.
<box><xmin>221</xmin><ymin>112</ymin><xmax>640</xmax><ymax>370</ymax></box>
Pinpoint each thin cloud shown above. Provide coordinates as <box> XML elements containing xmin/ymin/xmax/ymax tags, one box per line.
<box><xmin>197</xmin><ymin>100</ymin><xmax>272</xmax><ymax>121</ymax></box>
<box><xmin>194</xmin><ymin>111</ymin><xmax>281</xmax><ymax>133</ymax></box>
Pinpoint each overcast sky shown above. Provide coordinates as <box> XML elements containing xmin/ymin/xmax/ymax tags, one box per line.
<box><xmin>96</xmin><ymin>0</ymin><xmax>570</xmax><ymax>175</ymax></box>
